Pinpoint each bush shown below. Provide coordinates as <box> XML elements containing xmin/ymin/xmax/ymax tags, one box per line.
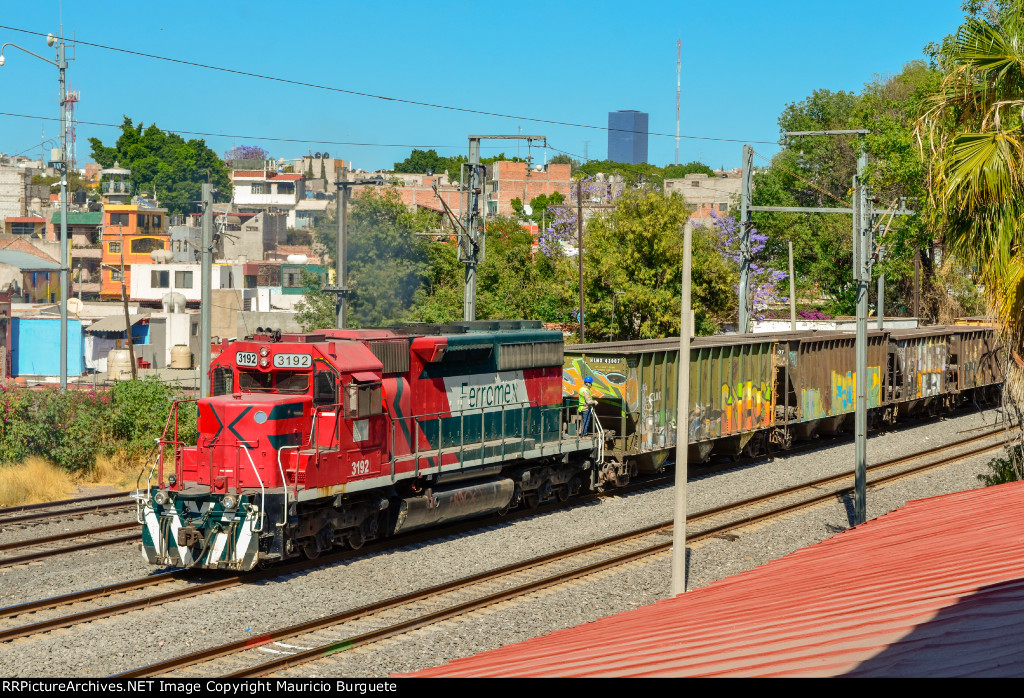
<box><xmin>0</xmin><ymin>379</ymin><xmax>195</xmax><ymax>473</ymax></box>
<box><xmin>978</xmin><ymin>445</ymin><xmax>1024</xmax><ymax>486</ymax></box>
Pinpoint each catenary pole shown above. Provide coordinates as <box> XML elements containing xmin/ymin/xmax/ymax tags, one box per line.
<box><xmin>577</xmin><ymin>179</ymin><xmax>585</xmax><ymax>343</ymax></box>
<box><xmin>738</xmin><ymin>145</ymin><xmax>753</xmax><ymax>333</ymax></box>
<box><xmin>200</xmin><ymin>183</ymin><xmax>213</xmax><ymax>397</ymax></box>
<box><xmin>789</xmin><ymin>241</ymin><xmax>796</xmax><ymax>331</ymax></box>
<box><xmin>336</xmin><ymin>169</ymin><xmax>350</xmax><ymax>329</ymax></box>
<box><xmin>58</xmin><ymin>35</ymin><xmax>68</xmax><ymax>391</ymax></box>
<box><xmin>671</xmin><ymin>222</ymin><xmax>692</xmax><ymax>596</ymax></box>
<box><xmin>853</xmin><ymin>138</ymin><xmax>869</xmax><ymax>525</ymax></box>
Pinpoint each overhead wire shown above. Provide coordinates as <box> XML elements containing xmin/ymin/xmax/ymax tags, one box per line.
<box><xmin>0</xmin><ymin>24</ymin><xmax>779</xmax><ymax>147</ymax></box>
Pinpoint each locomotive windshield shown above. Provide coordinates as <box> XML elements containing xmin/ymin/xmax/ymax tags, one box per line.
<box><xmin>238</xmin><ymin>369</ymin><xmax>310</xmax><ymax>394</ymax></box>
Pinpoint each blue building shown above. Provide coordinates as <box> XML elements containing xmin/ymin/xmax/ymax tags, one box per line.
<box><xmin>607</xmin><ymin>110</ymin><xmax>649</xmax><ymax>165</ymax></box>
<box><xmin>11</xmin><ymin>317</ymin><xmax>85</xmax><ymax>377</ymax></box>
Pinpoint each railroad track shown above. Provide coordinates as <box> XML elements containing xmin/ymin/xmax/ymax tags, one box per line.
<box><xmin>0</xmin><ymin>425</ymin><xmax>1008</xmax><ymax>653</ymax></box>
<box><xmin>114</xmin><ymin>428</ymin><xmax>1010</xmax><ymax>678</ymax></box>
<box><xmin>0</xmin><ymin>492</ymin><xmax>134</xmax><ymax>526</ymax></box>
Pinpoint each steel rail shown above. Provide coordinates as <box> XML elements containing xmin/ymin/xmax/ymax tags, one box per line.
<box><xmin>0</xmin><ymin>499</ymin><xmax>133</xmax><ymax>526</ymax></box>
<box><xmin>0</xmin><ymin>490</ymin><xmax>132</xmax><ymax>516</ymax></box>
<box><xmin>118</xmin><ymin>432</ymin><xmax>1009</xmax><ymax>678</ymax></box>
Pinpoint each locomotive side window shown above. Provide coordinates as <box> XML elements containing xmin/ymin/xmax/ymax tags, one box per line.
<box><xmin>212</xmin><ymin>367</ymin><xmax>234</xmax><ymax>396</ymax></box>
<box><xmin>345</xmin><ymin>380</ymin><xmax>382</xmax><ymax>419</ymax></box>
<box><xmin>314</xmin><ymin>366</ymin><xmax>339</xmax><ymax>406</ymax></box>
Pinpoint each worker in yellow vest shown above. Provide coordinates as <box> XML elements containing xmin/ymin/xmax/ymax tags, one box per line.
<box><xmin>579</xmin><ymin>376</ymin><xmax>597</xmax><ymax>435</ymax></box>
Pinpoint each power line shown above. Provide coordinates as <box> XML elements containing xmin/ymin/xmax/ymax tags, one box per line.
<box><xmin>0</xmin><ymin>24</ymin><xmax>780</xmax><ymax>146</ymax></box>
<box><xmin>0</xmin><ymin>111</ymin><xmax>505</xmax><ymax>150</ymax></box>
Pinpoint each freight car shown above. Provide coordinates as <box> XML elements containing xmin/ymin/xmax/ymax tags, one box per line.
<box><xmin>563</xmin><ymin>324</ymin><xmax>1003</xmax><ymax>473</ymax></box>
<box><xmin>136</xmin><ymin>322</ymin><xmax>614</xmax><ymax>570</ymax></box>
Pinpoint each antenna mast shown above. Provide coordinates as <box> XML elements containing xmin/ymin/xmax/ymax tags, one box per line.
<box><xmin>675</xmin><ymin>37</ymin><xmax>681</xmax><ymax>166</ymax></box>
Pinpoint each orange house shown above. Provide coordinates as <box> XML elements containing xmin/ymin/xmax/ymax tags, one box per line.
<box><xmin>100</xmin><ymin>204</ymin><xmax>170</xmax><ymax>299</ymax></box>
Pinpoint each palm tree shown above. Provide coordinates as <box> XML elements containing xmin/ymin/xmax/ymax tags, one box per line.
<box><xmin>919</xmin><ymin>2</ymin><xmax>1024</xmax><ymax>367</ymax></box>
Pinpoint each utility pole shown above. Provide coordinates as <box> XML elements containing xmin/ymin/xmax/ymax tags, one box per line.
<box><xmin>913</xmin><ymin>249</ymin><xmax>921</xmax><ymax>319</ymax></box>
<box><xmin>462</xmin><ymin>135</ymin><xmax>546</xmax><ymax>321</ymax></box>
<box><xmin>577</xmin><ymin>179</ymin><xmax>585</xmax><ymax>343</ymax></box>
<box><xmin>2</xmin><ymin>32</ymin><xmax>73</xmax><ymax>389</ymax></box>
<box><xmin>200</xmin><ymin>183</ymin><xmax>213</xmax><ymax>397</ymax></box>
<box><xmin>119</xmin><ymin>239</ymin><xmax>136</xmax><ymax>380</ymax></box>
<box><xmin>738</xmin><ymin>144</ymin><xmax>753</xmax><ymax>333</ymax></box>
<box><xmin>326</xmin><ymin>174</ymin><xmax>376</xmax><ymax>328</ymax></box>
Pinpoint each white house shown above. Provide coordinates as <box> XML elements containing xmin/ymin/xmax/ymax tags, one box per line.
<box><xmin>231</xmin><ymin>170</ymin><xmax>306</xmax><ymax>228</ymax></box>
<box><xmin>129</xmin><ymin>261</ymin><xmax>252</xmax><ymax>305</ymax></box>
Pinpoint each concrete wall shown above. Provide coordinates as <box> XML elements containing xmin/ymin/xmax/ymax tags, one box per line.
<box><xmin>236</xmin><ymin>311</ymin><xmax>301</xmax><ymax>339</ymax></box>
<box><xmin>750</xmin><ymin>317</ymin><xmax>920</xmax><ymax>333</ymax></box>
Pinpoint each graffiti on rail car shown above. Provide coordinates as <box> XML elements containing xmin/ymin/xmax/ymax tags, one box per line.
<box><xmin>719</xmin><ymin>380</ymin><xmax>772</xmax><ymax>434</ymax></box>
<box><xmin>830</xmin><ymin>367</ymin><xmax>881</xmax><ymax>413</ymax></box>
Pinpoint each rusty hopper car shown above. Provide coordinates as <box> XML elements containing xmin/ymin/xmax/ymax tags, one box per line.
<box><xmin>565</xmin><ymin>325</ymin><xmax>1003</xmax><ymax>471</ymax></box>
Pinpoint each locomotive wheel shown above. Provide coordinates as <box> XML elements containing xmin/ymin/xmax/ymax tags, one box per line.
<box><xmin>567</xmin><ymin>475</ymin><xmax>582</xmax><ymax>498</ymax></box>
<box><xmin>348</xmin><ymin>528</ymin><xmax>364</xmax><ymax>550</ymax></box>
<box><xmin>302</xmin><ymin>541</ymin><xmax>320</xmax><ymax>560</ymax></box>
<box><xmin>555</xmin><ymin>484</ymin><xmax>569</xmax><ymax>502</ymax></box>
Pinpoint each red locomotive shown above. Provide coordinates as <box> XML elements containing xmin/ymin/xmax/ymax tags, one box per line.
<box><xmin>137</xmin><ymin>322</ymin><xmax>606</xmax><ymax>570</ymax></box>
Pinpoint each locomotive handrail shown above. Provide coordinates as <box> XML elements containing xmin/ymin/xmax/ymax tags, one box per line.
<box><xmin>239</xmin><ymin>445</ymin><xmax>265</xmax><ymax>533</ymax></box>
<box><xmin>278</xmin><ymin>445</ymin><xmax>299</xmax><ymax>514</ymax></box>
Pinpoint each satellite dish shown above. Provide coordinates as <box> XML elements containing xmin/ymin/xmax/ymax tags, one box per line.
<box><xmin>68</xmin><ymin>297</ymin><xmax>83</xmax><ymax>315</ymax></box>
<box><xmin>523</xmin><ymin>205</ymin><xmax>533</xmax><ymax>216</ymax></box>
<box><xmin>314</xmin><ymin>152</ymin><xmax>322</xmax><ymax>159</ymax></box>
<box><xmin>322</xmin><ymin>152</ymin><xmax>329</xmax><ymax>159</ymax></box>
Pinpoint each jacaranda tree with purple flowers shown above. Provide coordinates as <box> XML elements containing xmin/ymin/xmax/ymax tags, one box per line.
<box><xmin>703</xmin><ymin>210</ymin><xmax>790</xmax><ymax>323</ymax></box>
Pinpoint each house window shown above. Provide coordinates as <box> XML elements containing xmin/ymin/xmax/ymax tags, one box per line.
<box><xmin>491</xmin><ymin>181</ymin><xmax>499</xmax><ymax>192</ymax></box>
<box><xmin>108</xmin><ymin>241</ymin><xmax>122</xmax><ymax>254</ymax></box>
<box><xmin>175</xmin><ymin>270</ymin><xmax>193</xmax><ymax>289</ymax></box>
<box><xmin>152</xmin><ymin>215</ymin><xmax>162</xmax><ymax>229</ymax></box>
<box><xmin>690</xmin><ymin>181</ymin><xmax>700</xmax><ymax>187</ymax></box>
<box><xmin>151</xmin><ymin>270</ymin><xmax>170</xmax><ymax>288</ymax></box>
<box><xmin>110</xmin><ymin>213</ymin><xmax>130</xmax><ymax>226</ymax></box>
<box><xmin>276</xmin><ymin>182</ymin><xmax>294</xmax><ymax>195</ymax></box>
<box><xmin>718</xmin><ymin>203</ymin><xmax>727</xmax><ymax>211</ymax></box>
<box><xmin>137</xmin><ymin>214</ymin><xmax>149</xmax><ymax>229</ymax></box>
<box><xmin>251</xmin><ymin>182</ymin><xmax>268</xmax><ymax>195</ymax></box>
<box><xmin>110</xmin><ymin>268</ymin><xmax>123</xmax><ymax>282</ymax></box>
<box><xmin>131</xmin><ymin>238</ymin><xmax>165</xmax><ymax>255</ymax></box>
<box><xmin>10</xmin><ymin>222</ymin><xmax>36</xmax><ymax>235</ymax></box>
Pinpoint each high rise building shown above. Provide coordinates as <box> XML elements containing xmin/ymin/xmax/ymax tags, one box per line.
<box><xmin>607</xmin><ymin>110</ymin><xmax>649</xmax><ymax>164</ymax></box>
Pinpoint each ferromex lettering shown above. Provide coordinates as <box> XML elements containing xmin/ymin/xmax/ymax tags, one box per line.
<box><xmin>444</xmin><ymin>371</ymin><xmax>528</xmax><ymax>413</ymax></box>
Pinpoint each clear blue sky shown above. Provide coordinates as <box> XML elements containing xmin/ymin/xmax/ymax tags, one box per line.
<box><xmin>0</xmin><ymin>1</ymin><xmax>966</xmax><ymax>173</ymax></box>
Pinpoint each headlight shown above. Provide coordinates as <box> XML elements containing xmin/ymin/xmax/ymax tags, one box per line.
<box><xmin>259</xmin><ymin>346</ymin><xmax>269</xmax><ymax>357</ymax></box>
<box><xmin>222</xmin><ymin>494</ymin><xmax>238</xmax><ymax>509</ymax></box>
<box><xmin>260</xmin><ymin>357</ymin><xmax>269</xmax><ymax>367</ymax></box>
<box><xmin>154</xmin><ymin>491</ymin><xmax>169</xmax><ymax>506</ymax></box>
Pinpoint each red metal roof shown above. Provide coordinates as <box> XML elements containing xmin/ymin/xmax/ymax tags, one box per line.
<box><xmin>5</xmin><ymin>217</ymin><xmax>46</xmax><ymax>223</ymax></box>
<box><xmin>269</xmin><ymin>173</ymin><xmax>303</xmax><ymax>181</ymax></box>
<box><xmin>403</xmin><ymin>481</ymin><xmax>1024</xmax><ymax>678</ymax></box>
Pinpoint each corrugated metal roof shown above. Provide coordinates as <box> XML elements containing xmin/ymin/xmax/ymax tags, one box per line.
<box><xmin>404</xmin><ymin>481</ymin><xmax>1024</xmax><ymax>678</ymax></box>
<box><xmin>50</xmin><ymin>211</ymin><xmax>103</xmax><ymax>225</ymax></box>
<box><xmin>85</xmin><ymin>313</ymin><xmax>148</xmax><ymax>334</ymax></box>
<box><xmin>0</xmin><ymin>250</ymin><xmax>59</xmax><ymax>270</ymax></box>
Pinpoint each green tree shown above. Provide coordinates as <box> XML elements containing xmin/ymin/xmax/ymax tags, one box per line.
<box><xmin>662</xmin><ymin>161</ymin><xmax>717</xmax><ymax>179</ymax></box>
<box><xmin>293</xmin><ymin>270</ymin><xmax>338</xmax><ymax>332</ymax></box>
<box><xmin>583</xmin><ymin>188</ymin><xmax>735</xmax><ymax>338</ymax></box>
<box><xmin>919</xmin><ymin>1</ymin><xmax>1024</xmax><ymax>355</ymax></box>
<box><xmin>316</xmin><ymin>190</ymin><xmax>434</xmax><ymax>326</ymax></box>
<box><xmin>89</xmin><ymin>116</ymin><xmax>231</xmax><ymax>215</ymax></box>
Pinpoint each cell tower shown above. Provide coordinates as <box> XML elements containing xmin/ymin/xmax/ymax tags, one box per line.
<box><xmin>65</xmin><ymin>89</ymin><xmax>80</xmax><ymax>169</ymax></box>
<box><xmin>675</xmin><ymin>38</ymin><xmax>681</xmax><ymax>166</ymax></box>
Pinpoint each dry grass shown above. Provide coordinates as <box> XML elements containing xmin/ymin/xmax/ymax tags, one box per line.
<box><xmin>0</xmin><ymin>457</ymin><xmax>77</xmax><ymax>508</ymax></box>
<box><xmin>83</xmin><ymin>454</ymin><xmax>146</xmax><ymax>491</ymax></box>
<box><xmin>0</xmin><ymin>453</ymin><xmax>149</xmax><ymax>508</ymax></box>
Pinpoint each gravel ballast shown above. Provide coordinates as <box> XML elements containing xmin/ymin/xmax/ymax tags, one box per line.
<box><xmin>0</xmin><ymin>406</ymin><xmax>1011</xmax><ymax>677</ymax></box>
